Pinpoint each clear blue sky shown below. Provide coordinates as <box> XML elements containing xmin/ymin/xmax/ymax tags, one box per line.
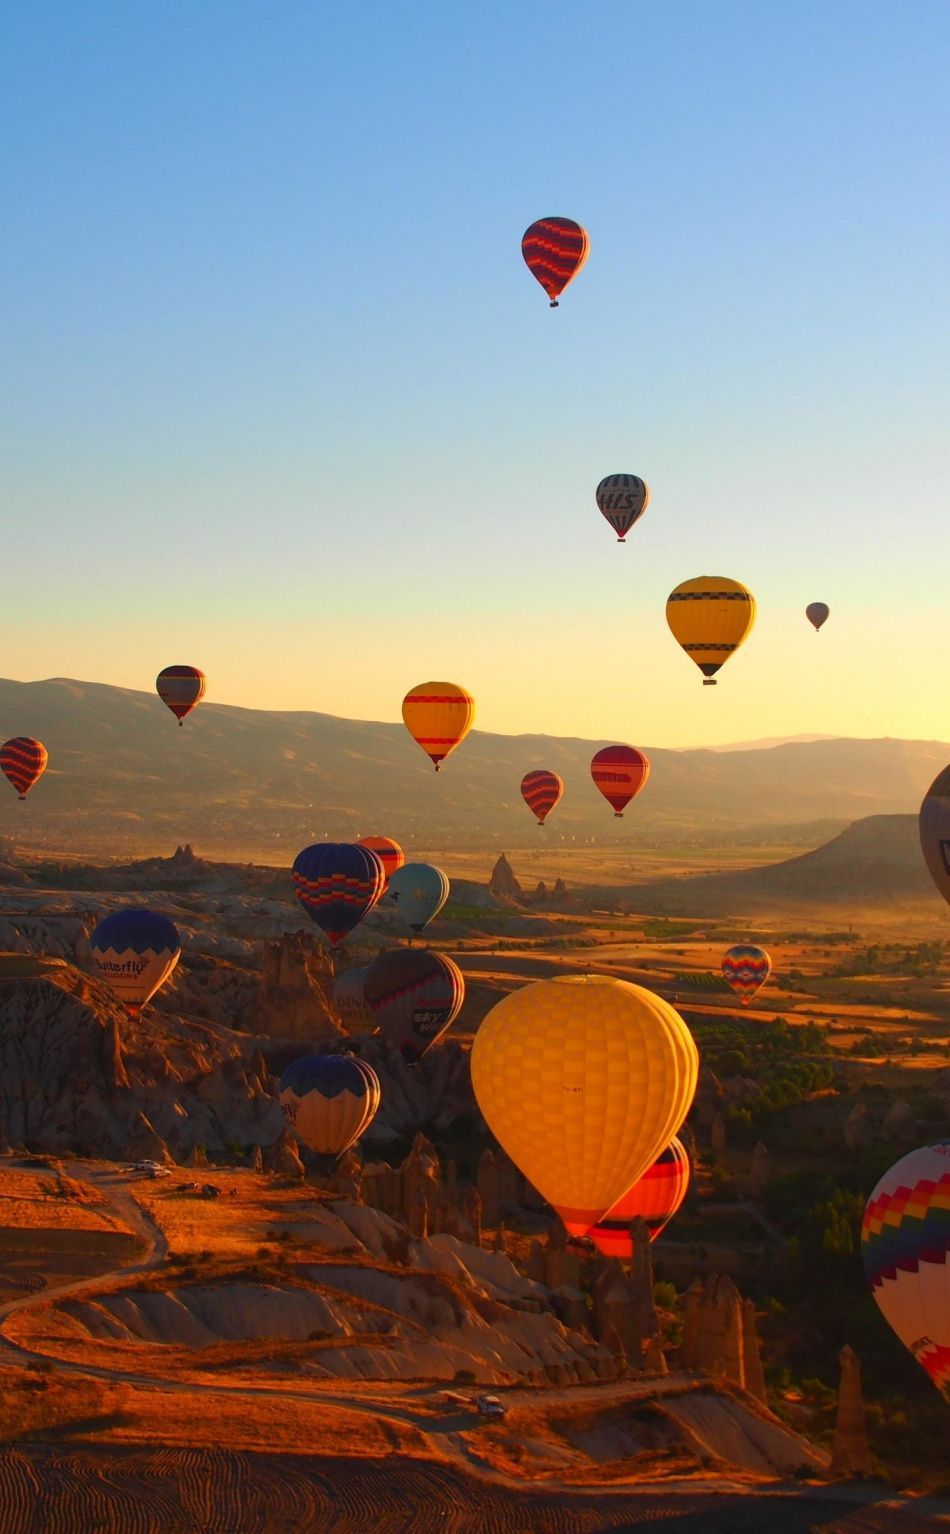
<box><xmin>3</xmin><ymin>1</ymin><xmax>948</xmax><ymax>746</ymax></box>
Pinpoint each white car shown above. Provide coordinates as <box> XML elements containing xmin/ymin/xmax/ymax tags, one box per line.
<box><xmin>476</xmin><ymin>1395</ymin><xmax>507</xmax><ymax>1419</ymax></box>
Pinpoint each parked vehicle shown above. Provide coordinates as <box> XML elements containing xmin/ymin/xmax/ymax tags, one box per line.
<box><xmin>476</xmin><ymin>1395</ymin><xmax>506</xmax><ymax>1419</ymax></box>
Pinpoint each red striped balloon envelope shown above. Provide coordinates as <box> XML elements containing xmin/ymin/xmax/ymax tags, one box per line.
<box><xmin>0</xmin><ymin>738</ymin><xmax>48</xmax><ymax>800</ymax></box>
<box><xmin>521</xmin><ymin>217</ymin><xmax>589</xmax><ymax>307</ymax></box>
<box><xmin>356</xmin><ymin>835</ymin><xmax>405</xmax><ymax>890</ymax></box>
<box><xmin>588</xmin><ymin>1138</ymin><xmax>690</xmax><ymax>1258</ymax></box>
<box><xmin>520</xmin><ymin>770</ymin><xmax>564</xmax><ymax>826</ymax></box>
<box><xmin>590</xmin><ymin>745</ymin><xmax>650</xmax><ymax>817</ymax></box>
<box><xmin>156</xmin><ymin>665</ymin><xmax>206</xmax><ymax>724</ymax></box>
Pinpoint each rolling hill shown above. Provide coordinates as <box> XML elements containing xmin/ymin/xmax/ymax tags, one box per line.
<box><xmin>0</xmin><ymin>676</ymin><xmax>945</xmax><ymax>860</ymax></box>
<box><xmin>615</xmin><ymin>814</ymin><xmax>936</xmax><ymax>914</ymax></box>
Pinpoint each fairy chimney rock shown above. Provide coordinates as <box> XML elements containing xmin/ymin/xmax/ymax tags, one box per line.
<box><xmin>489</xmin><ymin>854</ymin><xmax>524</xmax><ymax>905</ymax></box>
<box><xmin>831</xmin><ymin>1346</ymin><xmax>873</xmax><ymax>1478</ymax></box>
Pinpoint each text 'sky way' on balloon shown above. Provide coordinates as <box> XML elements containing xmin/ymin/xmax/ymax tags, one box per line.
<box><xmin>471</xmin><ymin>975</ymin><xmax>699</xmax><ymax>1237</ymax></box>
<box><xmin>806</xmin><ymin>602</ymin><xmax>829</xmax><ymax>633</ymax></box>
<box><xmin>595</xmin><ymin>474</ymin><xmax>650</xmax><ymax>544</ymax></box>
<box><xmin>919</xmin><ymin>765</ymin><xmax>950</xmax><ymax>908</ymax></box>
<box><xmin>279</xmin><ymin>1054</ymin><xmax>381</xmax><ymax>1157</ymax></box>
<box><xmin>292</xmin><ymin>842</ymin><xmax>385</xmax><ymax>949</ymax></box>
<box><xmin>90</xmin><ymin>908</ymin><xmax>181</xmax><ymax>1016</ymax></box>
<box><xmin>521</xmin><ymin>770</ymin><xmax>564</xmax><ymax>827</ymax></box>
<box><xmin>333</xmin><ymin>966</ymin><xmax>375</xmax><ymax>1035</ymax></box>
<box><xmin>521</xmin><ymin>217</ymin><xmax>589</xmax><ymax>308</ymax></box>
<box><xmin>862</xmin><ymin>1141</ymin><xmax>950</xmax><ymax>1402</ymax></box>
<box><xmin>364</xmin><ymin>948</ymin><xmax>465</xmax><ymax>1063</ymax></box>
<box><xmin>356</xmin><ymin>835</ymin><xmax>405</xmax><ymax>890</ymax></box>
<box><xmin>721</xmin><ymin>945</ymin><xmax>772</xmax><ymax>1006</ymax></box>
<box><xmin>666</xmin><ymin>576</ymin><xmax>756</xmax><ymax>685</ymax></box>
<box><xmin>588</xmin><ymin>1137</ymin><xmax>691</xmax><ymax>1259</ymax></box>
<box><xmin>402</xmin><ymin>682</ymin><xmax>475</xmax><ymax>772</ymax></box>
<box><xmin>0</xmin><ymin>738</ymin><xmax>48</xmax><ymax>800</ymax></box>
<box><xmin>156</xmin><ymin>665</ymin><xmax>206</xmax><ymax>725</ymax></box>
<box><xmin>387</xmin><ymin>863</ymin><xmax>450</xmax><ymax>933</ymax></box>
<box><xmin>590</xmin><ymin>745</ymin><xmax>650</xmax><ymax>818</ymax></box>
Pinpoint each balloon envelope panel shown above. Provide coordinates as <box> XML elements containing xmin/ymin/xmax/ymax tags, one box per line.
<box><xmin>862</xmin><ymin>1142</ymin><xmax>950</xmax><ymax>1400</ymax></box>
<box><xmin>292</xmin><ymin>843</ymin><xmax>385</xmax><ymax>947</ymax></box>
<box><xmin>91</xmin><ymin>908</ymin><xmax>181</xmax><ymax>1013</ymax></box>
<box><xmin>589</xmin><ymin>1138</ymin><xmax>691</xmax><ymax>1258</ymax></box>
<box><xmin>471</xmin><ymin>976</ymin><xmax>699</xmax><ymax>1237</ymax></box>
<box><xmin>364</xmin><ymin>948</ymin><xmax>464</xmax><ymax>1061</ymax></box>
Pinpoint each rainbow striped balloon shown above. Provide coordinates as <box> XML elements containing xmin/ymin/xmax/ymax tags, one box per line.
<box><xmin>862</xmin><ymin>1142</ymin><xmax>950</xmax><ymax>1401</ymax></box>
<box><xmin>520</xmin><ymin>770</ymin><xmax>564</xmax><ymax>826</ymax></box>
<box><xmin>721</xmin><ymin>945</ymin><xmax>772</xmax><ymax>1006</ymax></box>
<box><xmin>0</xmin><ymin>737</ymin><xmax>48</xmax><ymax>800</ymax></box>
<box><xmin>589</xmin><ymin>1137</ymin><xmax>691</xmax><ymax>1258</ymax></box>
<box><xmin>521</xmin><ymin>217</ymin><xmax>589</xmax><ymax>307</ymax></box>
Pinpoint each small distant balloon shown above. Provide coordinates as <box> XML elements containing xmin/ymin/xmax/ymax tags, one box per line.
<box><xmin>666</xmin><ymin>577</ymin><xmax>756</xmax><ymax>685</ymax></box>
<box><xmin>595</xmin><ymin>475</ymin><xmax>650</xmax><ymax>544</ymax></box>
<box><xmin>520</xmin><ymin>770</ymin><xmax>564</xmax><ymax>826</ymax></box>
<box><xmin>521</xmin><ymin>217</ymin><xmax>589</xmax><ymax>308</ymax></box>
<box><xmin>590</xmin><ymin>746</ymin><xmax>650</xmax><ymax>818</ymax></box>
<box><xmin>402</xmin><ymin>682</ymin><xmax>475</xmax><ymax>772</ymax></box>
<box><xmin>356</xmin><ymin>835</ymin><xmax>405</xmax><ymax>890</ymax></box>
<box><xmin>364</xmin><ymin>948</ymin><xmax>465</xmax><ymax>1062</ymax></box>
<box><xmin>387</xmin><ymin>863</ymin><xmax>450</xmax><ymax>933</ymax></box>
<box><xmin>588</xmin><ymin>1138</ymin><xmax>691</xmax><ymax>1259</ymax></box>
<box><xmin>721</xmin><ymin>945</ymin><xmax>771</xmax><ymax>1006</ymax></box>
<box><xmin>90</xmin><ymin>908</ymin><xmax>181</xmax><ymax>1016</ymax></box>
<box><xmin>279</xmin><ymin>1054</ymin><xmax>381</xmax><ymax>1157</ymax></box>
<box><xmin>292</xmin><ymin>843</ymin><xmax>385</xmax><ymax>949</ymax></box>
<box><xmin>806</xmin><ymin>602</ymin><xmax>830</xmax><ymax>633</ymax></box>
<box><xmin>0</xmin><ymin>738</ymin><xmax>48</xmax><ymax>800</ymax></box>
<box><xmin>156</xmin><ymin>665</ymin><xmax>206</xmax><ymax>725</ymax></box>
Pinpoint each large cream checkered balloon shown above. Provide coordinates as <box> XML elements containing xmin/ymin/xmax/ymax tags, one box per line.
<box><xmin>471</xmin><ymin>975</ymin><xmax>699</xmax><ymax>1237</ymax></box>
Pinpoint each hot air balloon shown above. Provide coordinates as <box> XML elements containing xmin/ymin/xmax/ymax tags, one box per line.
<box><xmin>402</xmin><ymin>682</ymin><xmax>475</xmax><ymax>771</ymax></box>
<box><xmin>595</xmin><ymin>475</ymin><xmax>650</xmax><ymax>544</ymax></box>
<box><xmin>919</xmin><ymin>766</ymin><xmax>950</xmax><ymax>908</ymax></box>
<box><xmin>588</xmin><ymin>1138</ymin><xmax>691</xmax><ymax>1259</ymax></box>
<box><xmin>333</xmin><ymin>966</ymin><xmax>375</xmax><ymax>1035</ymax></box>
<box><xmin>279</xmin><ymin>1054</ymin><xmax>381</xmax><ymax>1157</ymax></box>
<box><xmin>364</xmin><ymin>948</ymin><xmax>465</xmax><ymax>1062</ymax></box>
<box><xmin>721</xmin><ymin>945</ymin><xmax>772</xmax><ymax>1006</ymax></box>
<box><xmin>292</xmin><ymin>843</ymin><xmax>385</xmax><ymax>948</ymax></box>
<box><xmin>387</xmin><ymin>863</ymin><xmax>450</xmax><ymax>933</ymax></box>
<box><xmin>90</xmin><ymin>908</ymin><xmax>181</xmax><ymax>1016</ymax></box>
<box><xmin>521</xmin><ymin>770</ymin><xmax>564</xmax><ymax>827</ymax></box>
<box><xmin>471</xmin><ymin>975</ymin><xmax>699</xmax><ymax>1237</ymax></box>
<box><xmin>806</xmin><ymin>602</ymin><xmax>829</xmax><ymax>633</ymax></box>
<box><xmin>0</xmin><ymin>738</ymin><xmax>48</xmax><ymax>800</ymax></box>
<box><xmin>862</xmin><ymin>1141</ymin><xmax>950</xmax><ymax>1402</ymax></box>
<box><xmin>356</xmin><ymin>835</ymin><xmax>405</xmax><ymax>890</ymax></box>
<box><xmin>521</xmin><ymin>217</ymin><xmax>589</xmax><ymax>307</ymax></box>
<box><xmin>666</xmin><ymin>577</ymin><xmax>756</xmax><ymax>685</ymax></box>
<box><xmin>156</xmin><ymin>665</ymin><xmax>206</xmax><ymax>724</ymax></box>
<box><xmin>590</xmin><ymin>746</ymin><xmax>650</xmax><ymax>818</ymax></box>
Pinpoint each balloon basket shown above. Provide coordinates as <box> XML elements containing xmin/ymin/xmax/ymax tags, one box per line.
<box><xmin>702</xmin><ymin>679</ymin><xmax>717</xmax><ymax>687</ymax></box>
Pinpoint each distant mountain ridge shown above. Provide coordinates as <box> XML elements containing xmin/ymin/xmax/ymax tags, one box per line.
<box><xmin>0</xmin><ymin>676</ymin><xmax>946</xmax><ymax>860</ymax></box>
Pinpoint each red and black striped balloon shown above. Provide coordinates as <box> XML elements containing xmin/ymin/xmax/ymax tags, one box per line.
<box><xmin>590</xmin><ymin>744</ymin><xmax>650</xmax><ymax>818</ymax></box>
<box><xmin>521</xmin><ymin>217</ymin><xmax>590</xmax><ymax>307</ymax></box>
<box><xmin>0</xmin><ymin>737</ymin><xmax>49</xmax><ymax>800</ymax></box>
<box><xmin>520</xmin><ymin>769</ymin><xmax>564</xmax><ymax>826</ymax></box>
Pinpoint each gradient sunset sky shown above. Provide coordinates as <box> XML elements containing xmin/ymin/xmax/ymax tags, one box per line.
<box><xmin>3</xmin><ymin>2</ymin><xmax>948</xmax><ymax>748</ymax></box>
